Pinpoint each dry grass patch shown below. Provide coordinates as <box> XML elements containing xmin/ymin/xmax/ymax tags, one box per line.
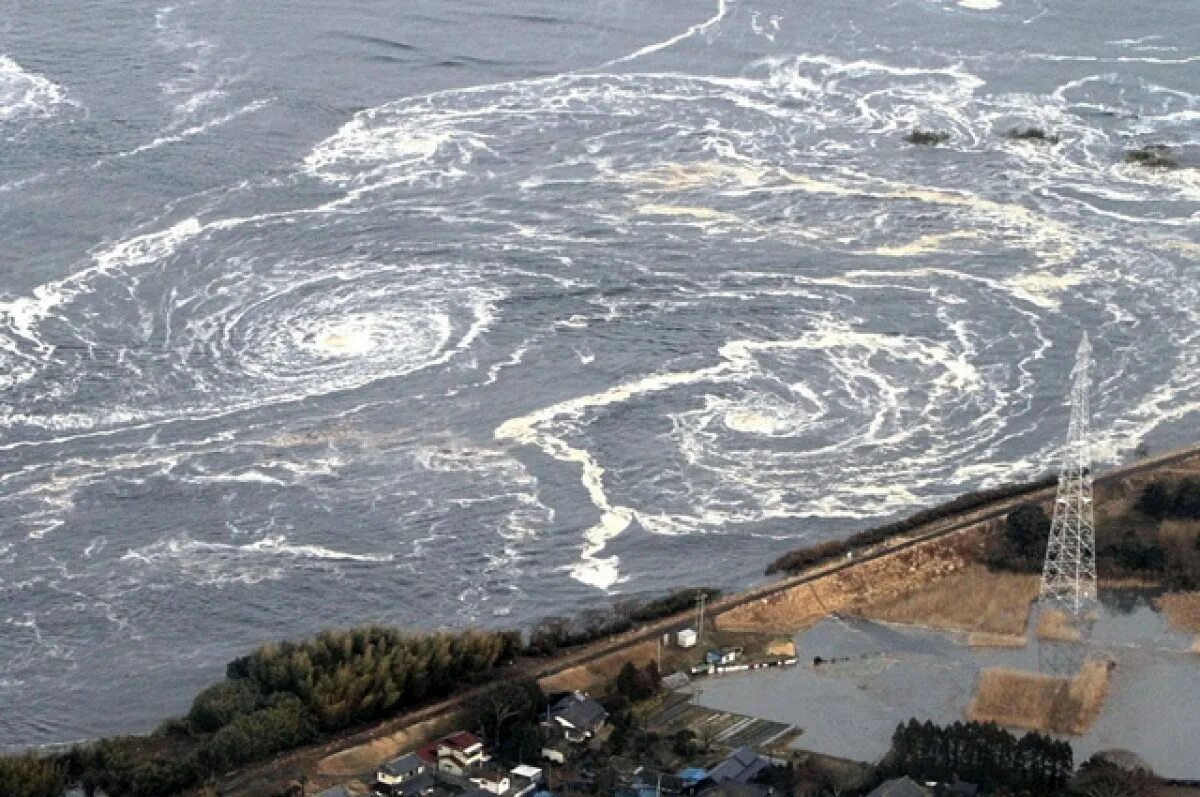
<box><xmin>1156</xmin><ymin>592</ymin><xmax>1200</xmax><ymax>633</ymax></box>
<box><xmin>967</xmin><ymin>659</ymin><xmax>1112</xmax><ymax>735</ymax></box>
<box><xmin>318</xmin><ymin>713</ymin><xmax>461</xmax><ymax>776</ymax></box>
<box><xmin>966</xmin><ymin>633</ymin><xmax>1027</xmax><ymax>648</ymax></box>
<box><xmin>858</xmin><ymin>565</ymin><xmax>1039</xmax><ymax>635</ymax></box>
<box><xmin>767</xmin><ymin>639</ymin><xmax>797</xmax><ymax>657</ymax></box>
<box><xmin>539</xmin><ymin>640</ymin><xmax>659</xmax><ymax>694</ymax></box>
<box><xmin>1037</xmin><ymin>609</ymin><xmax>1083</xmax><ymax>642</ymax></box>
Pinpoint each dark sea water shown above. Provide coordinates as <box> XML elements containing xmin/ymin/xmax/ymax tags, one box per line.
<box><xmin>0</xmin><ymin>0</ymin><xmax>1197</xmax><ymax>747</ymax></box>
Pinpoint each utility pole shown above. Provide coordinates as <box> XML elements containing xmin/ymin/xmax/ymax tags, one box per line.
<box><xmin>1039</xmin><ymin>332</ymin><xmax>1098</xmax><ymax>616</ymax></box>
<box><xmin>696</xmin><ymin>592</ymin><xmax>707</xmax><ymax>642</ymax></box>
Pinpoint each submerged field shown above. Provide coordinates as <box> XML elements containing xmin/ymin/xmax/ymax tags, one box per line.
<box><xmin>690</xmin><ymin>592</ymin><xmax>1200</xmax><ymax>778</ymax></box>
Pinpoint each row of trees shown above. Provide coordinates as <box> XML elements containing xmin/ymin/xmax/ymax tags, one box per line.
<box><xmin>886</xmin><ymin>719</ymin><xmax>1073</xmax><ymax>792</ymax></box>
<box><xmin>0</xmin><ymin>754</ymin><xmax>64</xmax><ymax>797</ymax></box>
<box><xmin>987</xmin><ymin>483</ymin><xmax>1200</xmax><ymax>589</ymax></box>
<box><xmin>1136</xmin><ymin>478</ymin><xmax>1200</xmax><ymax>520</ymax></box>
<box><xmin>35</xmin><ymin>627</ymin><xmax>524</xmax><ymax>797</ymax></box>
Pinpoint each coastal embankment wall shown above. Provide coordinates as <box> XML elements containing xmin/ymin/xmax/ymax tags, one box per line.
<box><xmin>714</xmin><ymin>447</ymin><xmax>1200</xmax><ymax>634</ymax></box>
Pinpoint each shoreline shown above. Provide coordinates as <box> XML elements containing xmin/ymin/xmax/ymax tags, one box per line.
<box><xmin>206</xmin><ymin>441</ymin><xmax>1200</xmax><ymax>795</ymax></box>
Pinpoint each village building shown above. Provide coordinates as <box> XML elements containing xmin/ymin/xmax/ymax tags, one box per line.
<box><xmin>867</xmin><ymin>776</ymin><xmax>934</xmax><ymax>797</ymax></box>
<box><xmin>435</xmin><ymin>731</ymin><xmax>487</xmax><ymax>775</ymax></box>
<box><xmin>544</xmin><ymin>692</ymin><xmax>609</xmax><ymax>744</ymax></box>
<box><xmin>704</xmin><ymin>747</ymin><xmax>769</xmax><ymax>786</ymax></box>
<box><xmin>374</xmin><ymin>752</ymin><xmax>436</xmax><ymax>796</ymax></box>
<box><xmin>705</xmin><ymin>647</ymin><xmax>743</xmax><ymax>667</ymax></box>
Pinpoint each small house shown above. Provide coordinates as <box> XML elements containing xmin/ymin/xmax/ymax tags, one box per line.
<box><xmin>546</xmin><ymin>691</ymin><xmax>609</xmax><ymax>743</ymax></box>
<box><xmin>375</xmin><ymin>753</ymin><xmax>430</xmax><ymax>794</ymax></box>
<box><xmin>867</xmin><ymin>777</ymin><xmax>934</xmax><ymax>797</ymax></box>
<box><xmin>511</xmin><ymin>764</ymin><xmax>543</xmax><ymax>796</ymax></box>
<box><xmin>698</xmin><ymin>785</ymin><xmax>772</xmax><ymax>797</ymax></box>
<box><xmin>468</xmin><ymin>767</ymin><xmax>511</xmax><ymax>795</ymax></box>
<box><xmin>706</xmin><ymin>747</ymin><xmax>768</xmax><ymax>785</ymax></box>
<box><xmin>705</xmin><ymin>647</ymin><xmax>743</xmax><ymax>666</ymax></box>
<box><xmin>677</xmin><ymin>629</ymin><xmax>698</xmax><ymax>648</ymax></box>
<box><xmin>316</xmin><ymin>787</ymin><xmax>354</xmax><ymax>797</ymax></box>
<box><xmin>436</xmin><ymin>731</ymin><xmax>486</xmax><ymax>775</ymax></box>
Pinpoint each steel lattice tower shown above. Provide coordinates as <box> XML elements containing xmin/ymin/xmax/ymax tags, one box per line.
<box><xmin>1039</xmin><ymin>333</ymin><xmax>1098</xmax><ymax>616</ymax></box>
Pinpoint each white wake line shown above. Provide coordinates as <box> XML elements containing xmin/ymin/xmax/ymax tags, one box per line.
<box><xmin>495</xmin><ymin>326</ymin><xmax>977</xmax><ymax>591</ymax></box>
<box><xmin>599</xmin><ymin>0</ymin><xmax>730</xmax><ymax>68</ymax></box>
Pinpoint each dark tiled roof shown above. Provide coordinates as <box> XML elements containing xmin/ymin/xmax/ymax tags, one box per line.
<box><xmin>550</xmin><ymin>693</ymin><xmax>608</xmax><ymax>731</ymax></box>
<box><xmin>440</xmin><ymin>731</ymin><xmax>481</xmax><ymax>751</ymax></box>
<box><xmin>316</xmin><ymin>787</ymin><xmax>353</xmax><ymax>797</ymax></box>
<box><xmin>396</xmin><ymin>770</ymin><xmax>436</xmax><ymax>796</ymax></box>
<box><xmin>868</xmin><ymin>776</ymin><xmax>934</xmax><ymax>797</ymax></box>
<box><xmin>381</xmin><ymin>752</ymin><xmax>425</xmax><ymax>778</ymax></box>
<box><xmin>698</xmin><ymin>784</ymin><xmax>771</xmax><ymax>797</ymax></box>
<box><xmin>706</xmin><ymin>747</ymin><xmax>768</xmax><ymax>785</ymax></box>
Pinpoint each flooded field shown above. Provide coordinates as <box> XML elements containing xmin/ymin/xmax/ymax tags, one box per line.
<box><xmin>687</xmin><ymin>592</ymin><xmax>1200</xmax><ymax>779</ymax></box>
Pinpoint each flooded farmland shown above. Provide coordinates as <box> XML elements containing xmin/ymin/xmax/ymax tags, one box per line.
<box><xmin>687</xmin><ymin>592</ymin><xmax>1200</xmax><ymax>778</ymax></box>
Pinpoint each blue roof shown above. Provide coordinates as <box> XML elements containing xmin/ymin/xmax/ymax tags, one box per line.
<box><xmin>678</xmin><ymin>767</ymin><xmax>707</xmax><ymax>782</ymax></box>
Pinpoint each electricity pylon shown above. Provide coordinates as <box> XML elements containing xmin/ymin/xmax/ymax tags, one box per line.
<box><xmin>1039</xmin><ymin>333</ymin><xmax>1097</xmax><ymax>616</ymax></box>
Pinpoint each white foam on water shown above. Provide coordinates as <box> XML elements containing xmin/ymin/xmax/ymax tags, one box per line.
<box><xmin>120</xmin><ymin>533</ymin><xmax>394</xmax><ymax>586</ymax></box>
<box><xmin>957</xmin><ymin>0</ymin><xmax>1001</xmax><ymax>10</ymax></box>
<box><xmin>497</xmin><ymin>316</ymin><xmax>992</xmax><ymax>589</ymax></box>
<box><xmin>600</xmin><ymin>0</ymin><xmax>731</xmax><ymax>68</ymax></box>
<box><xmin>0</xmin><ymin>55</ymin><xmax>70</xmax><ymax>124</ymax></box>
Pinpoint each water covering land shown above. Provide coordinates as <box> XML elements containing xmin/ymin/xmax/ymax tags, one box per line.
<box><xmin>0</xmin><ymin>0</ymin><xmax>1198</xmax><ymax>745</ymax></box>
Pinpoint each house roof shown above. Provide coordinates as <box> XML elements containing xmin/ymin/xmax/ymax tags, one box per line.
<box><xmin>316</xmin><ymin>787</ymin><xmax>353</xmax><ymax>797</ymax></box>
<box><xmin>550</xmin><ymin>692</ymin><xmax>608</xmax><ymax>731</ymax></box>
<box><xmin>395</xmin><ymin>770</ymin><xmax>436</xmax><ymax>797</ymax></box>
<box><xmin>380</xmin><ymin>752</ymin><xmax>425</xmax><ymax>778</ymax></box>
<box><xmin>867</xmin><ymin>776</ymin><xmax>934</xmax><ymax>797</ymax></box>
<box><xmin>439</xmin><ymin>731</ymin><xmax>482</xmax><ymax>752</ymax></box>
<box><xmin>706</xmin><ymin>747</ymin><xmax>769</xmax><ymax>785</ymax></box>
<box><xmin>698</xmin><ymin>784</ymin><xmax>771</xmax><ymax>797</ymax></box>
<box><xmin>511</xmin><ymin>764</ymin><xmax>542</xmax><ymax>780</ymax></box>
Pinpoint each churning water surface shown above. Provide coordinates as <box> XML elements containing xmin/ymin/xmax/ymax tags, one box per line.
<box><xmin>0</xmin><ymin>0</ymin><xmax>1197</xmax><ymax>745</ymax></box>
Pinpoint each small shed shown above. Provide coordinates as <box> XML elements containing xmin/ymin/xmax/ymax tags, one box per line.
<box><xmin>677</xmin><ymin>628</ymin><xmax>698</xmax><ymax>648</ymax></box>
<box><xmin>705</xmin><ymin>647</ymin><xmax>742</xmax><ymax>666</ymax></box>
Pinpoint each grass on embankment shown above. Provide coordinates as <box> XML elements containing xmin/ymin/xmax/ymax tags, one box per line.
<box><xmin>857</xmin><ymin>565</ymin><xmax>1039</xmax><ymax>637</ymax></box>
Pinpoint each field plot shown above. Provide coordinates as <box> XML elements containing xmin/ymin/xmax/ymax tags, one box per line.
<box><xmin>649</xmin><ymin>692</ymin><xmax>800</xmax><ymax>753</ymax></box>
<box><xmin>858</xmin><ymin>566</ymin><xmax>1039</xmax><ymax>636</ymax></box>
<box><xmin>688</xmin><ymin>592</ymin><xmax>1200</xmax><ymax>779</ymax></box>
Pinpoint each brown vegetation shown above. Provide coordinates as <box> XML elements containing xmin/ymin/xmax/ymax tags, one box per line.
<box><xmin>1156</xmin><ymin>592</ymin><xmax>1200</xmax><ymax>633</ymax></box>
<box><xmin>1037</xmin><ymin>609</ymin><xmax>1084</xmax><ymax>642</ymax></box>
<box><xmin>858</xmin><ymin>565</ymin><xmax>1038</xmax><ymax>635</ymax></box>
<box><xmin>767</xmin><ymin>639</ymin><xmax>797</xmax><ymax>657</ymax></box>
<box><xmin>720</xmin><ymin>528</ymin><xmax>983</xmax><ymax>633</ymax></box>
<box><xmin>966</xmin><ymin>633</ymin><xmax>1028</xmax><ymax>648</ymax></box>
<box><xmin>767</xmin><ymin>477</ymin><xmax>1055</xmax><ymax>575</ymax></box>
<box><xmin>317</xmin><ymin>712</ymin><xmax>461</xmax><ymax>776</ymax></box>
<box><xmin>538</xmin><ymin>640</ymin><xmax>658</xmax><ymax>695</ymax></box>
<box><xmin>967</xmin><ymin>659</ymin><xmax>1112</xmax><ymax>735</ymax></box>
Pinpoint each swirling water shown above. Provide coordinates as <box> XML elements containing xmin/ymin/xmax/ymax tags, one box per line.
<box><xmin>0</xmin><ymin>0</ymin><xmax>1197</xmax><ymax>746</ymax></box>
